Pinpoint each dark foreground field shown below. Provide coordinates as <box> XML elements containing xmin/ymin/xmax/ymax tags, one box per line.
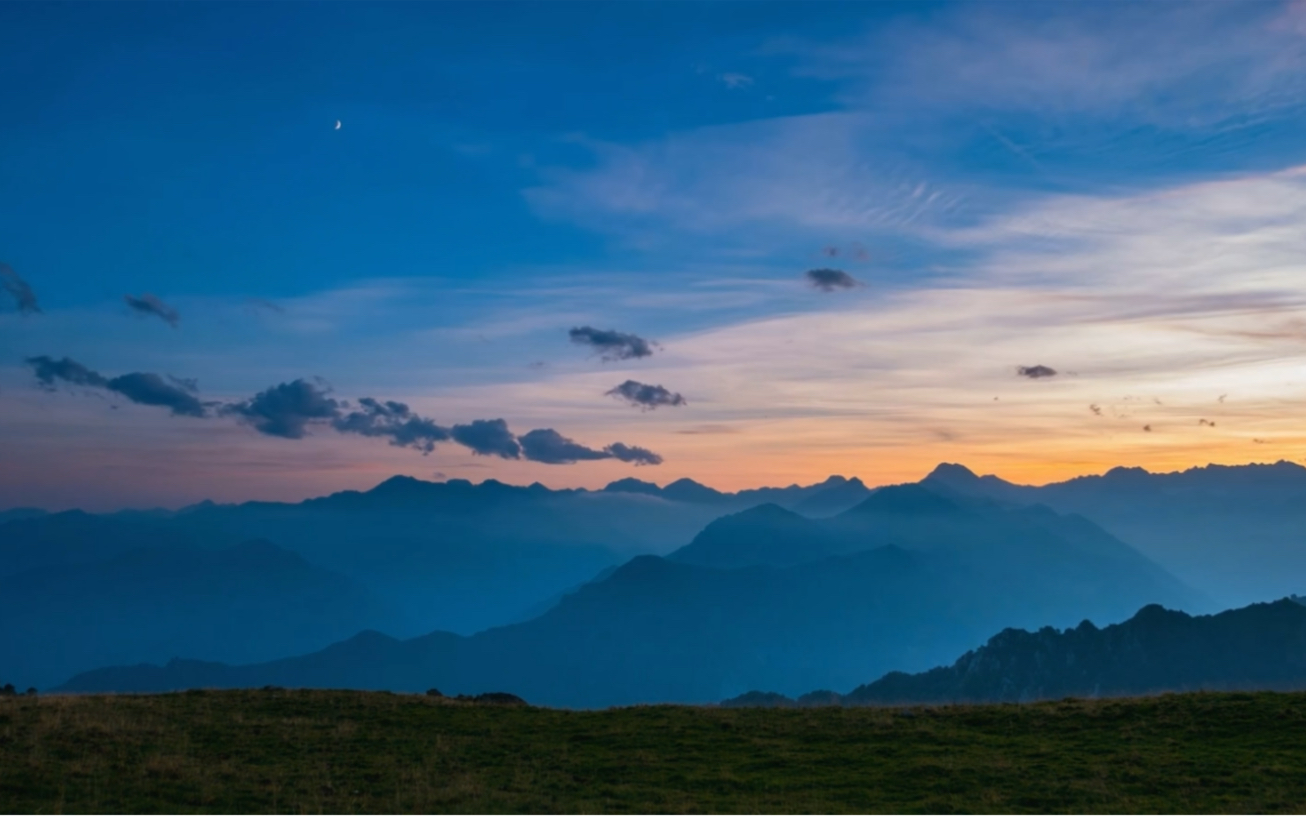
<box><xmin>2</xmin><ymin>689</ymin><xmax>1305</xmax><ymax>813</ymax></box>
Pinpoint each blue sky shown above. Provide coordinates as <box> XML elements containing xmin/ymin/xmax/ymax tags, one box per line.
<box><xmin>3</xmin><ymin>1</ymin><xmax>1306</xmax><ymax>509</ymax></box>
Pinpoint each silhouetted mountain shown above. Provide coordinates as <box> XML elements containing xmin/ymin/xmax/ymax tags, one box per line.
<box><xmin>59</xmin><ymin>485</ymin><xmax>1203</xmax><ymax>707</ymax></box>
<box><xmin>3</xmin><ymin>474</ymin><xmax>871</xmax><ymax>644</ymax></box>
<box><xmin>2</xmin><ymin>539</ymin><xmax>397</xmax><ymax>689</ymax></box>
<box><xmin>0</xmin><ymin>507</ymin><xmax>46</xmax><ymax>524</ymax></box>
<box><xmin>667</xmin><ymin>504</ymin><xmax>838</xmax><ymax>569</ymax></box>
<box><xmin>923</xmin><ymin>460</ymin><xmax>1306</xmax><ymax>607</ymax></box>
<box><xmin>844</xmin><ymin>599</ymin><xmax>1306</xmax><ymax>705</ymax></box>
<box><xmin>601</xmin><ymin>478</ymin><xmax>663</xmax><ymax>497</ymax></box>
<box><xmin>599</xmin><ymin>474</ymin><xmax>861</xmax><ymax>512</ymax></box>
<box><xmin>790</xmin><ymin>477</ymin><xmax>873</xmax><ymax>517</ymax></box>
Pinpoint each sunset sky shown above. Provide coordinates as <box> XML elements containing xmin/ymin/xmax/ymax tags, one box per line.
<box><xmin>3</xmin><ymin>1</ymin><xmax>1306</xmax><ymax>510</ymax></box>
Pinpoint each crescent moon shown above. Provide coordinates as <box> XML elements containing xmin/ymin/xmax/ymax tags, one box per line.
<box><xmin>335</xmin><ymin>120</ymin><xmax>342</xmax><ymax>130</ymax></box>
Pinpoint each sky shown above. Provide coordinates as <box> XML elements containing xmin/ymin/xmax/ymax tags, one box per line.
<box><xmin>3</xmin><ymin>1</ymin><xmax>1306</xmax><ymax>510</ymax></box>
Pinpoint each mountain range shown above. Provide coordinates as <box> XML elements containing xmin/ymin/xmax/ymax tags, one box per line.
<box><xmin>722</xmin><ymin>597</ymin><xmax>1306</xmax><ymax>707</ymax></box>
<box><xmin>0</xmin><ymin>473</ymin><xmax>869</xmax><ymax>688</ymax></box>
<box><xmin>924</xmin><ymin>460</ymin><xmax>1306</xmax><ymax>608</ymax></box>
<box><xmin>56</xmin><ymin>484</ymin><xmax>1204</xmax><ymax>707</ymax></box>
<box><xmin>7</xmin><ymin>460</ymin><xmax>1304</xmax><ymax>701</ymax></box>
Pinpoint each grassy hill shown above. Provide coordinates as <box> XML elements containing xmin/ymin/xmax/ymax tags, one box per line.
<box><xmin>3</xmin><ymin>689</ymin><xmax>1306</xmax><ymax>813</ymax></box>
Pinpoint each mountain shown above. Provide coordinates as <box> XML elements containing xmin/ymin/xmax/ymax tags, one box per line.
<box><xmin>789</xmin><ymin>477</ymin><xmax>874</xmax><ymax>517</ymax></box>
<box><xmin>845</xmin><ymin>598</ymin><xmax>1306</xmax><ymax>705</ymax></box>
<box><xmin>669</xmin><ymin>484</ymin><xmax>1203</xmax><ymax>622</ymax></box>
<box><xmin>1</xmin><ymin>473</ymin><xmax>879</xmax><ymax>641</ymax></box>
<box><xmin>1</xmin><ymin>539</ymin><xmax>398</xmax><ymax>690</ymax></box>
<box><xmin>923</xmin><ymin>460</ymin><xmax>1306</xmax><ymax>607</ymax></box>
<box><xmin>59</xmin><ymin>485</ymin><xmax>1203</xmax><ymax>707</ymax></box>
<box><xmin>666</xmin><ymin>504</ymin><xmax>838</xmax><ymax>569</ymax></box>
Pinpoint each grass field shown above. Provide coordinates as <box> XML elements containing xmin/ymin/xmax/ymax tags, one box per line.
<box><xmin>2</xmin><ymin>689</ymin><xmax>1305</xmax><ymax>813</ymax></box>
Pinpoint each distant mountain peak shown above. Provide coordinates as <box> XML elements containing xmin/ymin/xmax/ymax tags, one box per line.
<box><xmin>602</xmin><ymin>477</ymin><xmax>663</xmax><ymax>496</ymax></box>
<box><xmin>847</xmin><ymin>484</ymin><xmax>959</xmax><ymax>516</ymax></box>
<box><xmin>662</xmin><ymin>478</ymin><xmax>726</xmax><ymax>503</ymax></box>
<box><xmin>369</xmin><ymin>474</ymin><xmax>429</xmax><ymax>493</ymax></box>
<box><xmin>925</xmin><ymin>463</ymin><xmax>980</xmax><ymax>482</ymax></box>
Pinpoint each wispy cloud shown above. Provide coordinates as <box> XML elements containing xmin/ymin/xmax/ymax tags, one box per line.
<box><xmin>787</xmin><ymin>2</ymin><xmax>1306</xmax><ymax>126</ymax></box>
<box><xmin>717</xmin><ymin>72</ymin><xmax>754</xmax><ymax>90</ymax></box>
<box><xmin>124</xmin><ymin>293</ymin><xmax>180</xmax><ymax>328</ymax></box>
<box><xmin>1</xmin><ymin>263</ymin><xmax>40</xmax><ymax>315</ymax></box>
<box><xmin>524</xmin><ymin>114</ymin><xmax>963</xmax><ymax>243</ymax></box>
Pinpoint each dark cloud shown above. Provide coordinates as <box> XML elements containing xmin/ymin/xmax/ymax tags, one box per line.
<box><xmin>804</xmin><ymin>268</ymin><xmax>858</xmax><ymax>291</ymax></box>
<box><xmin>124</xmin><ymin>293</ymin><xmax>180</xmax><ymax>327</ymax></box>
<box><xmin>519</xmin><ymin>428</ymin><xmax>611</xmax><ymax>464</ymax></box>
<box><xmin>569</xmin><ymin>326</ymin><xmax>655</xmax><ymax>361</ymax></box>
<box><xmin>1</xmin><ymin>263</ymin><xmax>40</xmax><ymax>315</ymax></box>
<box><xmin>25</xmin><ymin>356</ymin><xmax>108</xmax><ymax>390</ymax></box>
<box><xmin>451</xmin><ymin>418</ymin><xmax>521</xmax><ymax>459</ymax></box>
<box><xmin>822</xmin><ymin>246</ymin><xmax>840</xmax><ymax>258</ymax></box>
<box><xmin>105</xmin><ymin>372</ymin><xmax>206</xmax><ymax>417</ymax></box>
<box><xmin>245</xmin><ymin>297</ymin><xmax>285</xmax><ymax>315</ymax></box>
<box><xmin>24</xmin><ymin>356</ymin><xmax>206</xmax><ymax>416</ymax></box>
<box><xmin>1017</xmin><ymin>365</ymin><xmax>1058</xmax><ymax>379</ymax></box>
<box><xmin>333</xmin><ymin>397</ymin><xmax>451</xmax><ymax>454</ymax></box>
<box><xmin>1143</xmin><ymin>424</ymin><xmax>1153</xmax><ymax>432</ymax></box>
<box><xmin>25</xmin><ymin>354</ymin><xmax>659</xmax><ymax>466</ymax></box>
<box><xmin>222</xmin><ymin>379</ymin><xmax>341</xmax><ymax>439</ymax></box>
<box><xmin>604</xmin><ymin>442</ymin><xmax>663</xmax><ymax>466</ymax></box>
<box><xmin>606</xmin><ymin>380</ymin><xmax>687</xmax><ymax>410</ymax></box>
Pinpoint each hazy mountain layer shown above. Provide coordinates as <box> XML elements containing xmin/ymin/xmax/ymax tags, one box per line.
<box><xmin>1</xmin><ymin>539</ymin><xmax>395</xmax><ymax>690</ymax></box>
<box><xmin>59</xmin><ymin>485</ymin><xmax>1201</xmax><ymax>707</ymax></box>
<box><xmin>924</xmin><ymin>460</ymin><xmax>1306</xmax><ymax>607</ymax></box>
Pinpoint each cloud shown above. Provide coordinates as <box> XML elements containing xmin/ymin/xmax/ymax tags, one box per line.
<box><xmin>804</xmin><ymin>268</ymin><xmax>859</xmax><ymax>292</ymax></box>
<box><xmin>524</xmin><ymin>113</ymin><xmax>959</xmax><ymax>241</ymax></box>
<box><xmin>674</xmin><ymin>424</ymin><xmax>740</xmax><ymax>435</ymax></box>
<box><xmin>569</xmin><ymin>326</ymin><xmax>656</xmax><ymax>361</ymax></box>
<box><xmin>105</xmin><ymin>373</ymin><xmax>206</xmax><ymax>417</ymax></box>
<box><xmin>0</xmin><ymin>263</ymin><xmax>40</xmax><ymax>315</ymax></box>
<box><xmin>791</xmin><ymin>3</ymin><xmax>1306</xmax><ymax>126</ymax></box>
<box><xmin>245</xmin><ymin>297</ymin><xmax>285</xmax><ymax>315</ymax></box>
<box><xmin>1199</xmin><ymin>418</ymin><xmax>1217</xmax><ymax>427</ymax></box>
<box><xmin>606</xmin><ymin>380</ymin><xmax>687</xmax><ymax>410</ymax></box>
<box><xmin>332</xmin><ymin>398</ymin><xmax>452</xmax><ymax>454</ymax></box>
<box><xmin>1089</xmin><ymin>404</ymin><xmax>1102</xmax><ymax>416</ymax></box>
<box><xmin>451</xmin><ymin>418</ymin><xmax>522</xmax><ymax>459</ymax></box>
<box><xmin>124</xmin><ymin>293</ymin><xmax>180</xmax><ymax>327</ymax></box>
<box><xmin>222</xmin><ymin>379</ymin><xmax>342</xmax><ymax>439</ymax></box>
<box><xmin>1017</xmin><ymin>365</ymin><xmax>1058</xmax><ymax>379</ymax></box>
<box><xmin>22</xmin><ymin>353</ymin><xmax>667</xmax><ymax>467</ymax></box>
<box><xmin>24</xmin><ymin>356</ymin><xmax>206</xmax><ymax>417</ymax></box>
<box><xmin>518</xmin><ymin>428</ymin><xmax>612</xmax><ymax>464</ymax></box>
<box><xmin>25</xmin><ymin>356</ymin><xmax>108</xmax><ymax>389</ymax></box>
<box><xmin>718</xmin><ymin>72</ymin><xmax>754</xmax><ymax>90</ymax></box>
<box><xmin>604</xmin><ymin>442</ymin><xmax>664</xmax><ymax>466</ymax></box>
